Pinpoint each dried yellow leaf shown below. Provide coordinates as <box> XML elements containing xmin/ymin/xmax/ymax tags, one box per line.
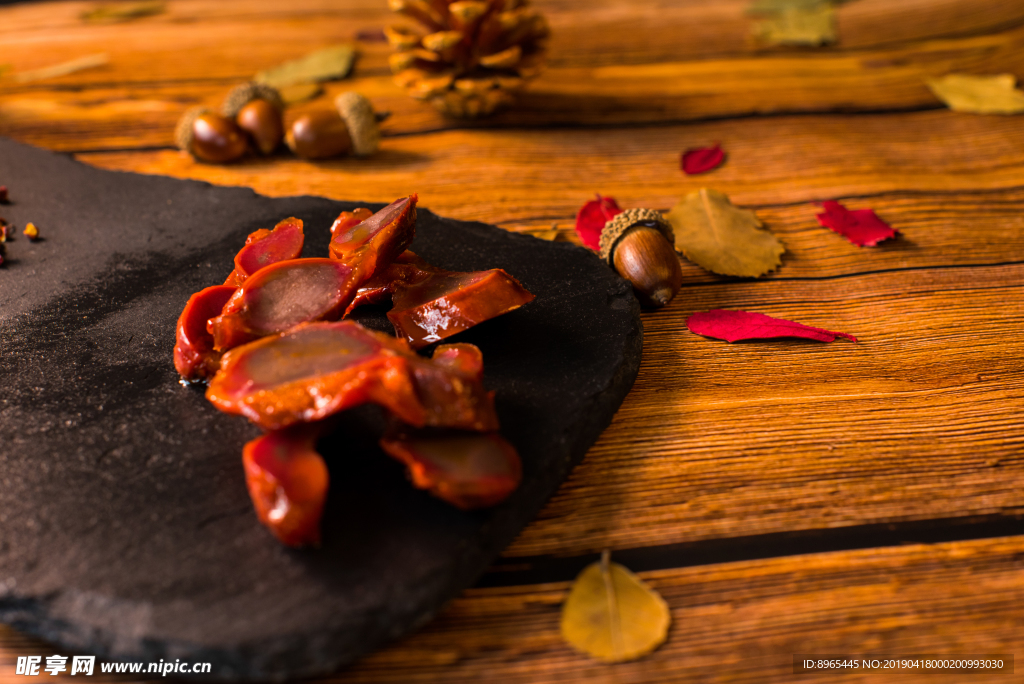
<box><xmin>81</xmin><ymin>1</ymin><xmax>164</xmax><ymax>24</ymax></box>
<box><xmin>255</xmin><ymin>45</ymin><xmax>356</xmax><ymax>89</ymax></box>
<box><xmin>14</xmin><ymin>54</ymin><xmax>109</xmax><ymax>83</ymax></box>
<box><xmin>926</xmin><ymin>73</ymin><xmax>1024</xmax><ymax>115</ymax></box>
<box><xmin>532</xmin><ymin>229</ymin><xmax>560</xmax><ymax>241</ymax></box>
<box><xmin>560</xmin><ymin>551</ymin><xmax>670</xmax><ymax>663</ymax></box>
<box><xmin>751</xmin><ymin>4</ymin><xmax>836</xmax><ymax>46</ymax></box>
<box><xmin>665</xmin><ymin>188</ymin><xmax>784</xmax><ymax>277</ymax></box>
<box><xmin>278</xmin><ymin>83</ymin><xmax>324</xmax><ymax>106</ymax></box>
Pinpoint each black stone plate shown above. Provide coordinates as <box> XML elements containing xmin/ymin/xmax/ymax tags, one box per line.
<box><xmin>0</xmin><ymin>138</ymin><xmax>642</xmax><ymax>681</ymax></box>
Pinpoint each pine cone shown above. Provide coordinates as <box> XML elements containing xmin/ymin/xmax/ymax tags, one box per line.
<box><xmin>386</xmin><ymin>0</ymin><xmax>549</xmax><ymax>118</ymax></box>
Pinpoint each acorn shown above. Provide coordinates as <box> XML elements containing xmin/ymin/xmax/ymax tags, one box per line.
<box><xmin>285</xmin><ymin>92</ymin><xmax>382</xmax><ymax>160</ymax></box>
<box><xmin>222</xmin><ymin>82</ymin><xmax>285</xmax><ymax>155</ymax></box>
<box><xmin>599</xmin><ymin>208</ymin><xmax>683</xmax><ymax>308</ymax></box>
<box><xmin>175</xmin><ymin>107</ymin><xmax>249</xmax><ymax>163</ymax></box>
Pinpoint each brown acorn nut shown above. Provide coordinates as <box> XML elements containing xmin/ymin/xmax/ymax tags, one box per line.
<box><xmin>286</xmin><ymin>110</ymin><xmax>353</xmax><ymax>160</ymax></box>
<box><xmin>222</xmin><ymin>83</ymin><xmax>285</xmax><ymax>156</ymax></box>
<box><xmin>598</xmin><ymin>208</ymin><xmax>683</xmax><ymax>308</ymax></box>
<box><xmin>175</xmin><ymin>108</ymin><xmax>248</xmax><ymax>163</ymax></box>
<box><xmin>286</xmin><ymin>92</ymin><xmax>382</xmax><ymax>160</ymax></box>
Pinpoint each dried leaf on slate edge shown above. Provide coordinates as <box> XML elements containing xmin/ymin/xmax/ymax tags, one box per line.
<box><xmin>687</xmin><ymin>309</ymin><xmax>857</xmax><ymax>343</ymax></box>
<box><xmin>15</xmin><ymin>54</ymin><xmax>109</xmax><ymax>83</ymax></box>
<box><xmin>575</xmin><ymin>194</ymin><xmax>623</xmax><ymax>250</ymax></box>
<box><xmin>681</xmin><ymin>144</ymin><xmax>725</xmax><ymax>175</ymax></box>
<box><xmin>255</xmin><ymin>45</ymin><xmax>356</xmax><ymax>89</ymax></box>
<box><xmin>816</xmin><ymin>200</ymin><xmax>896</xmax><ymax>246</ymax></box>
<box><xmin>81</xmin><ymin>1</ymin><xmax>164</xmax><ymax>23</ymax></box>
<box><xmin>749</xmin><ymin>0</ymin><xmax>836</xmax><ymax>46</ymax></box>
<box><xmin>926</xmin><ymin>73</ymin><xmax>1024</xmax><ymax>115</ymax></box>
<box><xmin>666</xmin><ymin>188</ymin><xmax>784</xmax><ymax>277</ymax></box>
<box><xmin>561</xmin><ymin>551</ymin><xmax>671</xmax><ymax>663</ymax></box>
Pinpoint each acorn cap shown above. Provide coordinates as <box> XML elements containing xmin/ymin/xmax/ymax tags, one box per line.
<box><xmin>334</xmin><ymin>92</ymin><xmax>381</xmax><ymax>156</ymax></box>
<box><xmin>221</xmin><ymin>82</ymin><xmax>285</xmax><ymax>117</ymax></box>
<box><xmin>174</xmin><ymin>106</ymin><xmax>209</xmax><ymax>153</ymax></box>
<box><xmin>598</xmin><ymin>208</ymin><xmax>675</xmax><ymax>265</ymax></box>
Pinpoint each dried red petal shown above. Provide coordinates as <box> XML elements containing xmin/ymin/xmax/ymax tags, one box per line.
<box><xmin>687</xmin><ymin>309</ymin><xmax>857</xmax><ymax>343</ymax></box>
<box><xmin>681</xmin><ymin>144</ymin><xmax>725</xmax><ymax>175</ymax></box>
<box><xmin>224</xmin><ymin>217</ymin><xmax>305</xmax><ymax>287</ymax></box>
<box><xmin>380</xmin><ymin>432</ymin><xmax>521</xmax><ymax>509</ymax></box>
<box><xmin>816</xmin><ymin>200</ymin><xmax>897</xmax><ymax>247</ymax></box>
<box><xmin>209</xmin><ymin>258</ymin><xmax>357</xmax><ymax>351</ymax></box>
<box><xmin>574</xmin><ymin>194</ymin><xmax>623</xmax><ymax>250</ymax></box>
<box><xmin>243</xmin><ymin>430</ymin><xmax>329</xmax><ymax>547</ymax></box>
<box><xmin>329</xmin><ymin>196</ymin><xmax>417</xmax><ymax>279</ymax></box>
<box><xmin>173</xmin><ymin>285</ymin><xmax>237</xmax><ymax>380</ymax></box>
<box><xmin>388</xmin><ymin>267</ymin><xmax>534</xmax><ymax>349</ymax></box>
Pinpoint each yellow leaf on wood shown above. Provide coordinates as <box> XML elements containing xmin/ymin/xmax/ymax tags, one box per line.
<box><xmin>665</xmin><ymin>188</ymin><xmax>784</xmax><ymax>277</ymax></box>
<box><xmin>560</xmin><ymin>551</ymin><xmax>671</xmax><ymax>663</ymax></box>
<box><xmin>278</xmin><ymin>83</ymin><xmax>324</xmax><ymax>106</ymax></box>
<box><xmin>751</xmin><ymin>4</ymin><xmax>836</xmax><ymax>46</ymax></box>
<box><xmin>80</xmin><ymin>1</ymin><xmax>164</xmax><ymax>24</ymax></box>
<box><xmin>255</xmin><ymin>45</ymin><xmax>356</xmax><ymax>89</ymax></box>
<box><xmin>926</xmin><ymin>73</ymin><xmax>1024</xmax><ymax>115</ymax></box>
<box><xmin>14</xmin><ymin>54</ymin><xmax>109</xmax><ymax>83</ymax></box>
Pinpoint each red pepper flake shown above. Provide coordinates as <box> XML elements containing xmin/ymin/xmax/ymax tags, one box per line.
<box><xmin>574</xmin><ymin>194</ymin><xmax>623</xmax><ymax>250</ymax></box>
<box><xmin>23</xmin><ymin>222</ymin><xmax>39</xmax><ymax>241</ymax></box>
<box><xmin>815</xmin><ymin>200</ymin><xmax>896</xmax><ymax>247</ymax></box>
<box><xmin>0</xmin><ymin>186</ymin><xmax>8</xmax><ymax>204</ymax></box>
<box><xmin>681</xmin><ymin>144</ymin><xmax>725</xmax><ymax>175</ymax></box>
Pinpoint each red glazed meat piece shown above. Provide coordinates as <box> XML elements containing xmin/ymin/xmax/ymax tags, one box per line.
<box><xmin>379</xmin><ymin>431</ymin><xmax>522</xmax><ymax>509</ymax></box>
<box><xmin>208</xmin><ymin>258</ymin><xmax>357</xmax><ymax>351</ymax></box>
<box><xmin>206</xmin><ymin>321</ymin><xmax>427</xmax><ymax>430</ymax></box>
<box><xmin>329</xmin><ymin>207</ymin><xmax>373</xmax><ymax>236</ymax></box>
<box><xmin>173</xmin><ymin>285</ymin><xmax>237</xmax><ymax>381</ymax></box>
<box><xmin>409</xmin><ymin>344</ymin><xmax>498</xmax><ymax>432</ymax></box>
<box><xmin>388</xmin><ymin>268</ymin><xmax>534</xmax><ymax>349</ymax></box>
<box><xmin>344</xmin><ymin>251</ymin><xmax>437</xmax><ymax>316</ymax></box>
<box><xmin>243</xmin><ymin>430</ymin><xmax>329</xmax><ymax>547</ymax></box>
<box><xmin>224</xmin><ymin>217</ymin><xmax>305</xmax><ymax>287</ymax></box>
<box><xmin>206</xmin><ymin>321</ymin><xmax>499</xmax><ymax>432</ymax></box>
<box><xmin>328</xmin><ymin>195</ymin><xmax>417</xmax><ymax>280</ymax></box>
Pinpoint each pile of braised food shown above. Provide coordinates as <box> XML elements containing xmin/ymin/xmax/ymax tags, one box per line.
<box><xmin>173</xmin><ymin>196</ymin><xmax>534</xmax><ymax>547</ymax></box>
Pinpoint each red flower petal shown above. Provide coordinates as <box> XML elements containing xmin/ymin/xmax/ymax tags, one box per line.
<box><xmin>574</xmin><ymin>194</ymin><xmax>623</xmax><ymax>250</ymax></box>
<box><xmin>816</xmin><ymin>200</ymin><xmax>896</xmax><ymax>247</ymax></box>
<box><xmin>681</xmin><ymin>144</ymin><xmax>725</xmax><ymax>175</ymax></box>
<box><xmin>687</xmin><ymin>309</ymin><xmax>857</xmax><ymax>343</ymax></box>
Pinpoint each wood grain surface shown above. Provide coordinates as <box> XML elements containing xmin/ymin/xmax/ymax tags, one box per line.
<box><xmin>1</xmin><ymin>0</ymin><xmax>1023</xmax><ymax>681</ymax></box>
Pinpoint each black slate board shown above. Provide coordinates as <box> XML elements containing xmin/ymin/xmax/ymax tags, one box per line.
<box><xmin>0</xmin><ymin>138</ymin><xmax>642</xmax><ymax>680</ymax></box>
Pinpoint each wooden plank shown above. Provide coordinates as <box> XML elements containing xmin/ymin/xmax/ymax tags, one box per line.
<box><xmin>502</xmin><ymin>262</ymin><xmax>1024</xmax><ymax>558</ymax></box>
<box><xmin>69</xmin><ymin>110</ymin><xmax>1024</xmax><ymax>223</ymax></box>
<box><xmin>5</xmin><ymin>535</ymin><xmax>1019</xmax><ymax>682</ymax></box>
<box><xmin>1</xmin><ymin>0</ymin><xmax>1022</xmax><ymax>77</ymax></box>
<box><xmin>3</xmin><ymin>2</ymin><xmax>1024</xmax><ymax>147</ymax></box>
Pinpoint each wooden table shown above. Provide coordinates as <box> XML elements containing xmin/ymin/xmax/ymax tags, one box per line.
<box><xmin>2</xmin><ymin>0</ymin><xmax>1023</xmax><ymax>681</ymax></box>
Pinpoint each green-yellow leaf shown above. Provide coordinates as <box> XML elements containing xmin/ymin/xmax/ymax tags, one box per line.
<box><xmin>255</xmin><ymin>45</ymin><xmax>356</xmax><ymax>89</ymax></box>
<box><xmin>665</xmin><ymin>188</ymin><xmax>784</xmax><ymax>278</ymax></box>
<box><xmin>560</xmin><ymin>551</ymin><xmax>670</xmax><ymax>663</ymax></box>
<box><xmin>278</xmin><ymin>82</ymin><xmax>324</xmax><ymax>106</ymax></box>
<box><xmin>926</xmin><ymin>73</ymin><xmax>1024</xmax><ymax>115</ymax></box>
<box><xmin>14</xmin><ymin>54</ymin><xmax>109</xmax><ymax>83</ymax></box>
<box><xmin>80</xmin><ymin>1</ymin><xmax>164</xmax><ymax>24</ymax></box>
<box><xmin>751</xmin><ymin>4</ymin><xmax>836</xmax><ymax>46</ymax></box>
